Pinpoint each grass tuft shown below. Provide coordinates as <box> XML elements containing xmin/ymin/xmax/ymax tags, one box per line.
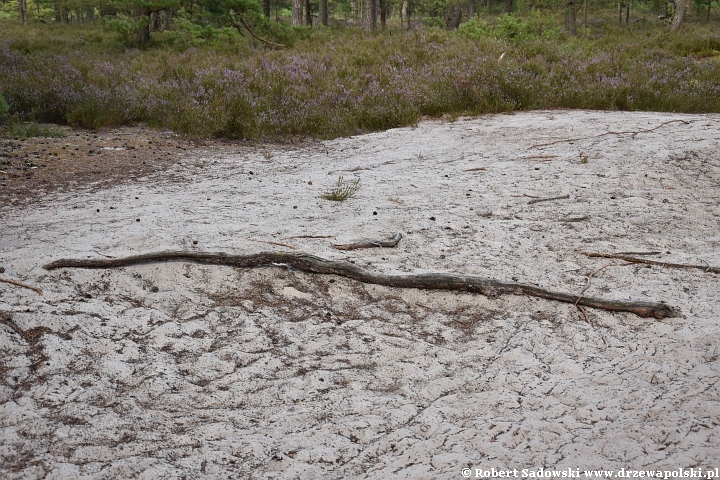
<box><xmin>321</xmin><ymin>176</ymin><xmax>361</xmax><ymax>201</ymax></box>
<box><xmin>5</xmin><ymin>120</ymin><xmax>66</xmax><ymax>138</ymax></box>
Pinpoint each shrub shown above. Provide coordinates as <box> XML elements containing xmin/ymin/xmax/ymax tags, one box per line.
<box><xmin>0</xmin><ymin>92</ymin><xmax>8</xmax><ymax>123</ymax></box>
<box><xmin>7</xmin><ymin>121</ymin><xmax>66</xmax><ymax>138</ymax></box>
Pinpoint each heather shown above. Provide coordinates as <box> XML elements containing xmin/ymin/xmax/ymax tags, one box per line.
<box><xmin>1</xmin><ymin>21</ymin><xmax>719</xmax><ymax>140</ymax></box>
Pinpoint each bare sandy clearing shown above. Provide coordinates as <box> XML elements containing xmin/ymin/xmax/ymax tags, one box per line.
<box><xmin>1</xmin><ymin>110</ymin><xmax>719</xmax><ymax>478</ymax></box>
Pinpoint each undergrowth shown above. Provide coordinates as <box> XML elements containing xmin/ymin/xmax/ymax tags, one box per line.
<box><xmin>1</xmin><ymin>18</ymin><xmax>719</xmax><ymax>140</ymax></box>
<box><xmin>4</xmin><ymin>119</ymin><xmax>66</xmax><ymax>138</ymax></box>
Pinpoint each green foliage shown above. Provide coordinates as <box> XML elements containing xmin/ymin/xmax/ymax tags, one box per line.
<box><xmin>460</xmin><ymin>12</ymin><xmax>559</xmax><ymax>42</ymax></box>
<box><xmin>0</xmin><ymin>93</ymin><xmax>9</xmax><ymax>123</ymax></box>
<box><xmin>493</xmin><ymin>12</ymin><xmax>560</xmax><ymax>41</ymax></box>
<box><xmin>459</xmin><ymin>17</ymin><xmax>488</xmax><ymax>40</ymax></box>
<box><xmin>103</xmin><ymin>15</ymin><xmax>141</xmax><ymax>43</ymax></box>
<box><xmin>2</xmin><ymin>18</ymin><xmax>720</xmax><ymax>140</ymax></box>
<box><xmin>6</xmin><ymin>121</ymin><xmax>66</xmax><ymax>138</ymax></box>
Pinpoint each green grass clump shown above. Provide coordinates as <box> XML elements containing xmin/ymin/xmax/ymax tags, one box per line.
<box><xmin>321</xmin><ymin>176</ymin><xmax>361</xmax><ymax>201</ymax></box>
<box><xmin>6</xmin><ymin>120</ymin><xmax>66</xmax><ymax>138</ymax></box>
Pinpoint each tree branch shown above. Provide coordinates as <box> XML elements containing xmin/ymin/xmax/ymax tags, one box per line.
<box><xmin>582</xmin><ymin>252</ymin><xmax>720</xmax><ymax>274</ymax></box>
<box><xmin>529</xmin><ymin>119</ymin><xmax>692</xmax><ymax>149</ymax></box>
<box><xmin>43</xmin><ymin>250</ymin><xmax>677</xmax><ymax>319</ymax></box>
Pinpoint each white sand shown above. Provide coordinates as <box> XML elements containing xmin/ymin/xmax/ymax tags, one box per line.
<box><xmin>1</xmin><ymin>110</ymin><xmax>719</xmax><ymax>478</ymax></box>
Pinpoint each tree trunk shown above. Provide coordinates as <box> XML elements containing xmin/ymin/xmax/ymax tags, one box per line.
<box><xmin>669</xmin><ymin>0</ymin><xmax>685</xmax><ymax>30</ymax></box>
<box><xmin>364</xmin><ymin>0</ymin><xmax>376</xmax><ymax>31</ymax></box>
<box><xmin>707</xmin><ymin>0</ymin><xmax>712</xmax><ymax>22</ymax></box>
<box><xmin>504</xmin><ymin>0</ymin><xmax>512</xmax><ymax>13</ymax></box>
<box><xmin>292</xmin><ymin>0</ymin><xmax>303</xmax><ymax>25</ymax></box>
<box><xmin>379</xmin><ymin>0</ymin><xmax>387</xmax><ymax>28</ymax></box>
<box><xmin>625</xmin><ymin>0</ymin><xmax>630</xmax><ymax>23</ymax></box>
<box><xmin>582</xmin><ymin>0</ymin><xmax>587</xmax><ymax>27</ymax></box>
<box><xmin>468</xmin><ymin>0</ymin><xmax>475</xmax><ymax>18</ymax></box>
<box><xmin>86</xmin><ymin>6</ymin><xmax>95</xmax><ymax>22</ymax></box>
<box><xmin>263</xmin><ymin>0</ymin><xmax>271</xmax><ymax>18</ymax></box>
<box><xmin>445</xmin><ymin>4</ymin><xmax>462</xmax><ymax>29</ymax></box>
<box><xmin>305</xmin><ymin>0</ymin><xmax>313</xmax><ymax>26</ymax></box>
<box><xmin>18</xmin><ymin>0</ymin><xmax>27</xmax><ymax>24</ymax></box>
<box><xmin>565</xmin><ymin>0</ymin><xmax>577</xmax><ymax>34</ymax></box>
<box><xmin>319</xmin><ymin>0</ymin><xmax>328</xmax><ymax>25</ymax></box>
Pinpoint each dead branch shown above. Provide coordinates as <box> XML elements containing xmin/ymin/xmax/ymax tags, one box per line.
<box><xmin>558</xmin><ymin>215</ymin><xmax>589</xmax><ymax>223</ymax></box>
<box><xmin>43</xmin><ymin>250</ymin><xmax>677</xmax><ymax>319</ymax></box>
<box><xmin>528</xmin><ymin>194</ymin><xmax>570</xmax><ymax>205</ymax></box>
<box><xmin>521</xmin><ymin>155</ymin><xmax>558</xmax><ymax>161</ymax></box>
<box><xmin>245</xmin><ymin>238</ymin><xmax>298</xmax><ymax>250</ymax></box>
<box><xmin>574</xmin><ymin>262</ymin><xmax>632</xmax><ymax>321</ymax></box>
<box><xmin>463</xmin><ymin>167</ymin><xmax>487</xmax><ymax>172</ymax></box>
<box><xmin>0</xmin><ymin>277</ymin><xmax>43</xmax><ymax>295</ymax></box>
<box><xmin>281</xmin><ymin>235</ymin><xmax>334</xmax><ymax>240</ymax></box>
<box><xmin>529</xmin><ymin>119</ymin><xmax>692</xmax><ymax>149</ymax></box>
<box><xmin>233</xmin><ymin>15</ymin><xmax>285</xmax><ymax>48</ymax></box>
<box><xmin>582</xmin><ymin>252</ymin><xmax>720</xmax><ymax>274</ymax></box>
<box><xmin>333</xmin><ymin>233</ymin><xmax>403</xmax><ymax>251</ymax></box>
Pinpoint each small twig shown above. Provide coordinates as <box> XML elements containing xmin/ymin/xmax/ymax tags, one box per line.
<box><xmin>333</xmin><ymin>233</ymin><xmax>403</xmax><ymax>251</ymax></box>
<box><xmin>463</xmin><ymin>167</ymin><xmax>487</xmax><ymax>172</ymax></box>
<box><xmin>529</xmin><ymin>120</ymin><xmax>692</xmax><ymax>149</ymax></box>
<box><xmin>521</xmin><ymin>155</ymin><xmax>558</xmax><ymax>161</ymax></box>
<box><xmin>280</xmin><ymin>235</ymin><xmax>334</xmax><ymax>240</ymax></box>
<box><xmin>528</xmin><ymin>194</ymin><xmax>570</xmax><ymax>205</ymax></box>
<box><xmin>558</xmin><ymin>215</ymin><xmax>589</xmax><ymax>223</ymax></box>
<box><xmin>615</xmin><ymin>251</ymin><xmax>662</xmax><ymax>256</ymax></box>
<box><xmin>582</xmin><ymin>252</ymin><xmax>720</xmax><ymax>274</ymax></box>
<box><xmin>0</xmin><ymin>170</ymin><xmax>8</xmax><ymax>175</ymax></box>
<box><xmin>574</xmin><ymin>262</ymin><xmax>631</xmax><ymax>319</ymax></box>
<box><xmin>245</xmin><ymin>238</ymin><xmax>298</xmax><ymax>250</ymax></box>
<box><xmin>0</xmin><ymin>277</ymin><xmax>43</xmax><ymax>295</ymax></box>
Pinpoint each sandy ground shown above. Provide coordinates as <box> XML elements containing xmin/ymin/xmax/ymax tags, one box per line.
<box><xmin>1</xmin><ymin>110</ymin><xmax>719</xmax><ymax>479</ymax></box>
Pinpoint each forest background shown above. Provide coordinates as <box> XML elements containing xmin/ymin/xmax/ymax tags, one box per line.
<box><xmin>0</xmin><ymin>0</ymin><xmax>719</xmax><ymax>140</ymax></box>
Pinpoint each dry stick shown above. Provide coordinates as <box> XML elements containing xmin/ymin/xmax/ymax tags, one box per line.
<box><xmin>237</xmin><ymin>17</ymin><xmax>285</xmax><ymax>47</ymax></box>
<box><xmin>521</xmin><ymin>155</ymin><xmax>558</xmax><ymax>161</ymax></box>
<box><xmin>245</xmin><ymin>238</ymin><xmax>298</xmax><ymax>250</ymax></box>
<box><xmin>281</xmin><ymin>235</ymin><xmax>334</xmax><ymax>240</ymax></box>
<box><xmin>333</xmin><ymin>233</ymin><xmax>403</xmax><ymax>251</ymax></box>
<box><xmin>528</xmin><ymin>194</ymin><xmax>570</xmax><ymax>205</ymax></box>
<box><xmin>42</xmin><ymin>250</ymin><xmax>677</xmax><ymax>319</ymax></box>
<box><xmin>582</xmin><ymin>252</ymin><xmax>720</xmax><ymax>275</ymax></box>
<box><xmin>0</xmin><ymin>277</ymin><xmax>43</xmax><ymax>295</ymax></box>
<box><xmin>574</xmin><ymin>262</ymin><xmax>631</xmax><ymax>321</ymax></box>
<box><xmin>463</xmin><ymin>167</ymin><xmax>487</xmax><ymax>172</ymax></box>
<box><xmin>558</xmin><ymin>215</ymin><xmax>590</xmax><ymax>223</ymax></box>
<box><xmin>529</xmin><ymin>119</ymin><xmax>692</xmax><ymax>149</ymax></box>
